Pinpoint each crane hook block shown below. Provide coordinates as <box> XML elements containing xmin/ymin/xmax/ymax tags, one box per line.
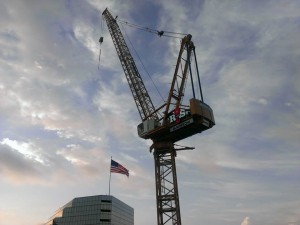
<box><xmin>99</xmin><ymin>37</ymin><xmax>104</xmax><ymax>43</ymax></box>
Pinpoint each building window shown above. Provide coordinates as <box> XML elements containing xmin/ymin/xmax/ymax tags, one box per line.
<box><xmin>101</xmin><ymin>209</ymin><xmax>111</xmax><ymax>212</ymax></box>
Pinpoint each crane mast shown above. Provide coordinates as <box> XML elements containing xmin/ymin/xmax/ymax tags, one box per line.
<box><xmin>102</xmin><ymin>8</ymin><xmax>215</xmax><ymax>225</ymax></box>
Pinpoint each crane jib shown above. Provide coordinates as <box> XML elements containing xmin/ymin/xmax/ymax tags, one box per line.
<box><xmin>102</xmin><ymin>9</ymin><xmax>158</xmax><ymax>122</ymax></box>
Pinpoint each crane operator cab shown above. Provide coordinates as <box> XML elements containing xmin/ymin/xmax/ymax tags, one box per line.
<box><xmin>137</xmin><ymin>98</ymin><xmax>215</xmax><ymax>143</ymax></box>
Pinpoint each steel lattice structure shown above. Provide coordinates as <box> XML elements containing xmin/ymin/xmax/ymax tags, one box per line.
<box><xmin>154</xmin><ymin>144</ymin><xmax>181</xmax><ymax>225</ymax></box>
<box><xmin>103</xmin><ymin>8</ymin><xmax>215</xmax><ymax>225</ymax></box>
<box><xmin>102</xmin><ymin>9</ymin><xmax>158</xmax><ymax>122</ymax></box>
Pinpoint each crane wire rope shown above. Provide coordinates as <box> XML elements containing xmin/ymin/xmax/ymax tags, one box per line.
<box><xmin>117</xmin><ymin>19</ymin><xmax>187</xmax><ymax>39</ymax></box>
<box><xmin>193</xmin><ymin>57</ymin><xmax>201</xmax><ymax>100</ymax></box>
<box><xmin>101</xmin><ymin>9</ymin><xmax>194</xmax><ymax>108</ymax></box>
<box><xmin>98</xmin><ymin>14</ymin><xmax>104</xmax><ymax>70</ymax></box>
<box><xmin>120</xmin><ymin>22</ymin><xmax>166</xmax><ymax>108</ymax></box>
<box><xmin>180</xmin><ymin>57</ymin><xmax>188</xmax><ymax>106</ymax></box>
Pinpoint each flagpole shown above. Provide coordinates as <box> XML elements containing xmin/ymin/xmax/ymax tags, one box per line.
<box><xmin>109</xmin><ymin>156</ymin><xmax>112</xmax><ymax>196</ymax></box>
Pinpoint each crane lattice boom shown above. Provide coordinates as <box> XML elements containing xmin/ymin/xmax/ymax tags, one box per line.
<box><xmin>102</xmin><ymin>9</ymin><xmax>158</xmax><ymax>122</ymax></box>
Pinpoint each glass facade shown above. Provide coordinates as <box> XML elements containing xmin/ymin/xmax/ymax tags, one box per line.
<box><xmin>45</xmin><ymin>195</ymin><xmax>134</xmax><ymax>225</ymax></box>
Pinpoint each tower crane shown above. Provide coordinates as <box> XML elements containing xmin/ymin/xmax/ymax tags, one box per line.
<box><xmin>102</xmin><ymin>8</ymin><xmax>215</xmax><ymax>225</ymax></box>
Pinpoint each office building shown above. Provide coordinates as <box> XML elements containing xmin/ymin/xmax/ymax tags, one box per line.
<box><xmin>45</xmin><ymin>195</ymin><xmax>134</xmax><ymax>225</ymax></box>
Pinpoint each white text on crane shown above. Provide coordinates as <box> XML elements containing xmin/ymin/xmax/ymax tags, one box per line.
<box><xmin>169</xmin><ymin>107</ymin><xmax>191</xmax><ymax>124</ymax></box>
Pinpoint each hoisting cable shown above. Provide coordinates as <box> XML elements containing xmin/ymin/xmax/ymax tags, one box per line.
<box><xmin>98</xmin><ymin>14</ymin><xmax>104</xmax><ymax>70</ymax></box>
<box><xmin>193</xmin><ymin>48</ymin><xmax>204</xmax><ymax>102</ymax></box>
<box><xmin>98</xmin><ymin>37</ymin><xmax>103</xmax><ymax>70</ymax></box>
<box><xmin>189</xmin><ymin>47</ymin><xmax>196</xmax><ymax>99</ymax></box>
<box><xmin>118</xmin><ymin>19</ymin><xmax>188</xmax><ymax>39</ymax></box>
<box><xmin>120</xmin><ymin>23</ymin><xmax>165</xmax><ymax>105</ymax></box>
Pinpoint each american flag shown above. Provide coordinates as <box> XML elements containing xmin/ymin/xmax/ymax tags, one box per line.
<box><xmin>110</xmin><ymin>159</ymin><xmax>129</xmax><ymax>177</ymax></box>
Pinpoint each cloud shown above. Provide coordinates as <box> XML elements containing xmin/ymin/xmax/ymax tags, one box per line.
<box><xmin>0</xmin><ymin>1</ymin><xmax>299</xmax><ymax>225</ymax></box>
<box><xmin>0</xmin><ymin>136</ymin><xmax>110</xmax><ymax>185</ymax></box>
<box><xmin>0</xmin><ymin>142</ymin><xmax>46</xmax><ymax>184</ymax></box>
<box><xmin>1</xmin><ymin>138</ymin><xmax>45</xmax><ymax>163</ymax></box>
<box><xmin>0</xmin><ymin>0</ymin><xmax>140</xmax><ymax>186</ymax></box>
<box><xmin>0</xmin><ymin>210</ymin><xmax>18</xmax><ymax>225</ymax></box>
<box><xmin>241</xmin><ymin>216</ymin><xmax>250</xmax><ymax>225</ymax></box>
<box><xmin>56</xmin><ymin>143</ymin><xmax>108</xmax><ymax>178</ymax></box>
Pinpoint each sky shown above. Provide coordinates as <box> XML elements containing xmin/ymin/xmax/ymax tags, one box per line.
<box><xmin>0</xmin><ymin>0</ymin><xmax>299</xmax><ymax>225</ymax></box>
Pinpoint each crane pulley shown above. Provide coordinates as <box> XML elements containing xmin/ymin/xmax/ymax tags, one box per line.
<box><xmin>102</xmin><ymin>8</ymin><xmax>215</xmax><ymax>225</ymax></box>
